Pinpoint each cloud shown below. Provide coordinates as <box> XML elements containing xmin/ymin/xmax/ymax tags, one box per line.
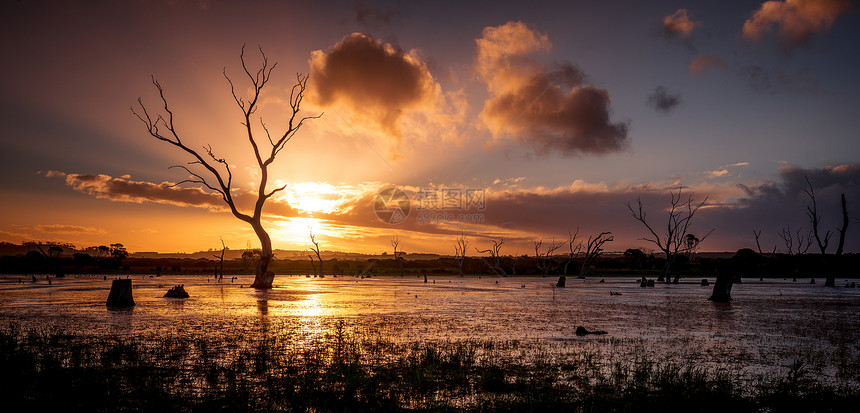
<box><xmin>646</xmin><ymin>85</ymin><xmax>682</xmax><ymax>113</ymax></box>
<box><xmin>354</xmin><ymin>1</ymin><xmax>400</xmax><ymax>31</ymax></box>
<box><xmin>476</xmin><ymin>21</ymin><xmax>629</xmax><ymax>156</ymax></box>
<box><xmin>308</xmin><ymin>33</ymin><xmax>441</xmax><ymax>140</ymax></box>
<box><xmin>662</xmin><ymin>9</ymin><xmax>702</xmax><ymax>38</ymax></box>
<box><xmin>45</xmin><ymin>171</ymin><xmax>300</xmax><ymax>218</ymax></box>
<box><xmin>34</xmin><ymin>224</ymin><xmax>107</xmax><ymax>235</ymax></box>
<box><xmin>740</xmin><ymin>65</ymin><xmax>818</xmax><ymax>93</ymax></box>
<box><xmin>300</xmin><ymin>163</ymin><xmax>859</xmax><ymax>253</ymax></box>
<box><xmin>689</xmin><ymin>55</ymin><xmax>728</xmax><ymax>77</ymax></box>
<box><xmin>742</xmin><ymin>0</ymin><xmax>851</xmax><ymax>48</ymax></box>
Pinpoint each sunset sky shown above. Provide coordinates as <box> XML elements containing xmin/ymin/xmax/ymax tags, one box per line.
<box><xmin>1</xmin><ymin>0</ymin><xmax>858</xmax><ymax>256</ymax></box>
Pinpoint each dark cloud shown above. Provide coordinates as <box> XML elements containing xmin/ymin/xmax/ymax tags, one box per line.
<box><xmin>46</xmin><ymin>171</ymin><xmax>299</xmax><ymax>218</ymax></box>
<box><xmin>476</xmin><ymin>21</ymin><xmax>629</xmax><ymax>157</ymax></box>
<box><xmin>354</xmin><ymin>1</ymin><xmax>400</xmax><ymax>31</ymax></box>
<box><xmin>317</xmin><ymin>165</ymin><xmax>858</xmax><ymax>253</ymax></box>
<box><xmin>740</xmin><ymin>65</ymin><xmax>818</xmax><ymax>93</ymax></box>
<box><xmin>647</xmin><ymin>85</ymin><xmax>682</xmax><ymax>113</ymax></box>
<box><xmin>309</xmin><ymin>33</ymin><xmax>439</xmax><ymax>139</ymax></box>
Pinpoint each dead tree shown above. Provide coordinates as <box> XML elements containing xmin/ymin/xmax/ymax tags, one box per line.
<box><xmin>132</xmin><ymin>45</ymin><xmax>320</xmax><ymax>289</ymax></box>
<box><xmin>562</xmin><ymin>228</ymin><xmax>582</xmax><ymax>276</ymax></box>
<box><xmin>778</xmin><ymin>225</ymin><xmax>813</xmax><ymax>255</ymax></box>
<box><xmin>309</xmin><ymin>228</ymin><xmax>323</xmax><ymax>277</ymax></box>
<box><xmin>391</xmin><ymin>235</ymin><xmax>405</xmax><ymax>276</ymax></box>
<box><xmin>835</xmin><ymin>193</ymin><xmax>849</xmax><ymax>255</ymax></box>
<box><xmin>580</xmin><ymin>232</ymin><xmax>613</xmax><ymax>278</ymax></box>
<box><xmin>454</xmin><ymin>232</ymin><xmax>469</xmax><ymax>276</ymax></box>
<box><xmin>212</xmin><ymin>238</ymin><xmax>226</xmax><ymax>278</ymax></box>
<box><xmin>627</xmin><ymin>187</ymin><xmax>713</xmax><ymax>283</ymax></box>
<box><xmin>535</xmin><ymin>238</ymin><xmax>563</xmax><ymax>277</ymax></box>
<box><xmin>558</xmin><ymin>229</ymin><xmax>582</xmax><ymax>287</ymax></box>
<box><xmin>308</xmin><ymin>254</ymin><xmax>317</xmax><ymax>278</ymax></box>
<box><xmin>507</xmin><ymin>253</ymin><xmax>521</xmax><ymax>276</ymax></box>
<box><xmin>803</xmin><ymin>176</ymin><xmax>834</xmax><ymax>286</ymax></box>
<box><xmin>476</xmin><ymin>239</ymin><xmax>506</xmax><ymax>276</ymax></box>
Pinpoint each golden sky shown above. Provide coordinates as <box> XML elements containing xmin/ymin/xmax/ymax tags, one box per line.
<box><xmin>1</xmin><ymin>0</ymin><xmax>858</xmax><ymax>255</ymax></box>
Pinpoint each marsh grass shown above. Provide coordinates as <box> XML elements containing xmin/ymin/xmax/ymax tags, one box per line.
<box><xmin>1</xmin><ymin>323</ymin><xmax>858</xmax><ymax>412</ymax></box>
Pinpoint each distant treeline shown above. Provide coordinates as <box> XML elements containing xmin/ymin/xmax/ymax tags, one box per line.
<box><xmin>1</xmin><ymin>244</ymin><xmax>858</xmax><ymax>279</ymax></box>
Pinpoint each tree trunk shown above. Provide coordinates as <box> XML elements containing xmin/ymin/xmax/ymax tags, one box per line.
<box><xmin>708</xmin><ymin>272</ymin><xmax>733</xmax><ymax>302</ymax></box>
<box><xmin>106</xmin><ymin>279</ymin><xmax>135</xmax><ymax>307</ymax></box>
<box><xmin>250</xmin><ymin>220</ymin><xmax>274</xmax><ymax>289</ymax></box>
<box><xmin>660</xmin><ymin>255</ymin><xmax>673</xmax><ymax>283</ymax></box>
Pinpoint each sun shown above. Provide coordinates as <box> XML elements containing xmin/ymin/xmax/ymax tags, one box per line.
<box><xmin>276</xmin><ymin>182</ymin><xmax>341</xmax><ymax>214</ymax></box>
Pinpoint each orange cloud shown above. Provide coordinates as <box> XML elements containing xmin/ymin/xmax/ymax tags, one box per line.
<box><xmin>476</xmin><ymin>21</ymin><xmax>628</xmax><ymax>156</ymax></box>
<box><xmin>45</xmin><ymin>171</ymin><xmax>299</xmax><ymax>218</ymax></box>
<box><xmin>689</xmin><ymin>55</ymin><xmax>728</xmax><ymax>77</ymax></box>
<box><xmin>34</xmin><ymin>224</ymin><xmax>107</xmax><ymax>235</ymax></box>
<box><xmin>742</xmin><ymin>0</ymin><xmax>850</xmax><ymax>47</ymax></box>
<box><xmin>662</xmin><ymin>9</ymin><xmax>702</xmax><ymax>38</ymax></box>
<box><xmin>308</xmin><ymin>33</ymin><xmax>440</xmax><ymax>139</ymax></box>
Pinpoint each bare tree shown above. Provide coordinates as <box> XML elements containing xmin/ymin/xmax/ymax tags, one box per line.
<box><xmin>132</xmin><ymin>45</ymin><xmax>320</xmax><ymax>289</ymax></box>
<box><xmin>803</xmin><ymin>176</ymin><xmax>834</xmax><ymax>286</ymax></box>
<box><xmin>453</xmin><ymin>232</ymin><xmax>469</xmax><ymax>276</ymax></box>
<box><xmin>580</xmin><ymin>232</ymin><xmax>613</xmax><ymax>278</ymax></box>
<box><xmin>391</xmin><ymin>235</ymin><xmax>405</xmax><ymax>276</ymax></box>
<box><xmin>778</xmin><ymin>225</ymin><xmax>813</xmax><ymax>255</ymax></box>
<box><xmin>309</xmin><ymin>228</ymin><xmax>323</xmax><ymax>277</ymax></box>
<box><xmin>627</xmin><ymin>187</ymin><xmax>713</xmax><ymax>283</ymax></box>
<box><xmin>212</xmin><ymin>238</ymin><xmax>226</xmax><ymax>279</ymax></box>
<box><xmin>535</xmin><ymin>238</ymin><xmax>563</xmax><ymax>277</ymax></box>
<box><xmin>507</xmin><ymin>252</ymin><xmax>521</xmax><ymax>276</ymax></box>
<box><xmin>476</xmin><ymin>238</ymin><xmax>506</xmax><ymax>276</ymax></box>
<box><xmin>562</xmin><ymin>228</ymin><xmax>582</xmax><ymax>277</ymax></box>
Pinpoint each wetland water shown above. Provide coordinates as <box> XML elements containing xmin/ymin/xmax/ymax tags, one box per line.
<box><xmin>2</xmin><ymin>274</ymin><xmax>859</xmax><ymax>387</ymax></box>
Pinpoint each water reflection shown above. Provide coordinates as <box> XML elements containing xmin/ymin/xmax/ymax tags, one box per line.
<box><xmin>2</xmin><ymin>274</ymin><xmax>859</xmax><ymax>384</ymax></box>
<box><xmin>295</xmin><ymin>294</ymin><xmax>324</xmax><ymax>317</ymax></box>
<box><xmin>257</xmin><ymin>297</ymin><xmax>269</xmax><ymax>315</ymax></box>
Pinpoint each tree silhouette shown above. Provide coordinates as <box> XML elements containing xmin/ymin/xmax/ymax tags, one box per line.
<box><xmin>579</xmin><ymin>232</ymin><xmax>613</xmax><ymax>277</ymax></box>
<box><xmin>132</xmin><ymin>45</ymin><xmax>320</xmax><ymax>289</ymax></box>
<box><xmin>309</xmin><ymin>227</ymin><xmax>323</xmax><ymax>277</ymax></box>
<box><xmin>391</xmin><ymin>235</ymin><xmax>405</xmax><ymax>276</ymax></box>
<box><xmin>476</xmin><ymin>238</ymin><xmax>506</xmax><ymax>276</ymax></box>
<box><xmin>453</xmin><ymin>232</ymin><xmax>469</xmax><ymax>276</ymax></box>
<box><xmin>534</xmin><ymin>238</ymin><xmax>563</xmax><ymax>277</ymax></box>
<box><xmin>627</xmin><ymin>186</ymin><xmax>713</xmax><ymax>283</ymax></box>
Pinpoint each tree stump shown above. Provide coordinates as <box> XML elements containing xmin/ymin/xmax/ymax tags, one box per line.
<box><xmin>106</xmin><ymin>279</ymin><xmax>135</xmax><ymax>307</ymax></box>
<box><xmin>556</xmin><ymin>276</ymin><xmax>566</xmax><ymax>287</ymax></box>
<box><xmin>164</xmin><ymin>284</ymin><xmax>189</xmax><ymax>298</ymax></box>
<box><xmin>708</xmin><ymin>273</ymin><xmax>733</xmax><ymax>302</ymax></box>
<box><xmin>576</xmin><ymin>326</ymin><xmax>608</xmax><ymax>336</ymax></box>
<box><xmin>701</xmin><ymin>278</ymin><xmax>709</xmax><ymax>286</ymax></box>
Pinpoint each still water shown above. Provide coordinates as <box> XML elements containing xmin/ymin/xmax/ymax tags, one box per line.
<box><xmin>2</xmin><ymin>274</ymin><xmax>859</xmax><ymax>384</ymax></box>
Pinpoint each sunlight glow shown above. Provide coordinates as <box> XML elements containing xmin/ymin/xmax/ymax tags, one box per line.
<box><xmin>271</xmin><ymin>217</ymin><xmax>335</xmax><ymax>244</ymax></box>
<box><xmin>278</xmin><ymin>182</ymin><xmax>341</xmax><ymax>214</ymax></box>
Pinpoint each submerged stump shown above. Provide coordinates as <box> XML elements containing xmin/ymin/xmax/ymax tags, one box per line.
<box><xmin>708</xmin><ymin>273</ymin><xmax>733</xmax><ymax>302</ymax></box>
<box><xmin>106</xmin><ymin>279</ymin><xmax>135</xmax><ymax>307</ymax></box>
<box><xmin>164</xmin><ymin>284</ymin><xmax>189</xmax><ymax>298</ymax></box>
<box><xmin>576</xmin><ymin>326</ymin><xmax>608</xmax><ymax>336</ymax></box>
